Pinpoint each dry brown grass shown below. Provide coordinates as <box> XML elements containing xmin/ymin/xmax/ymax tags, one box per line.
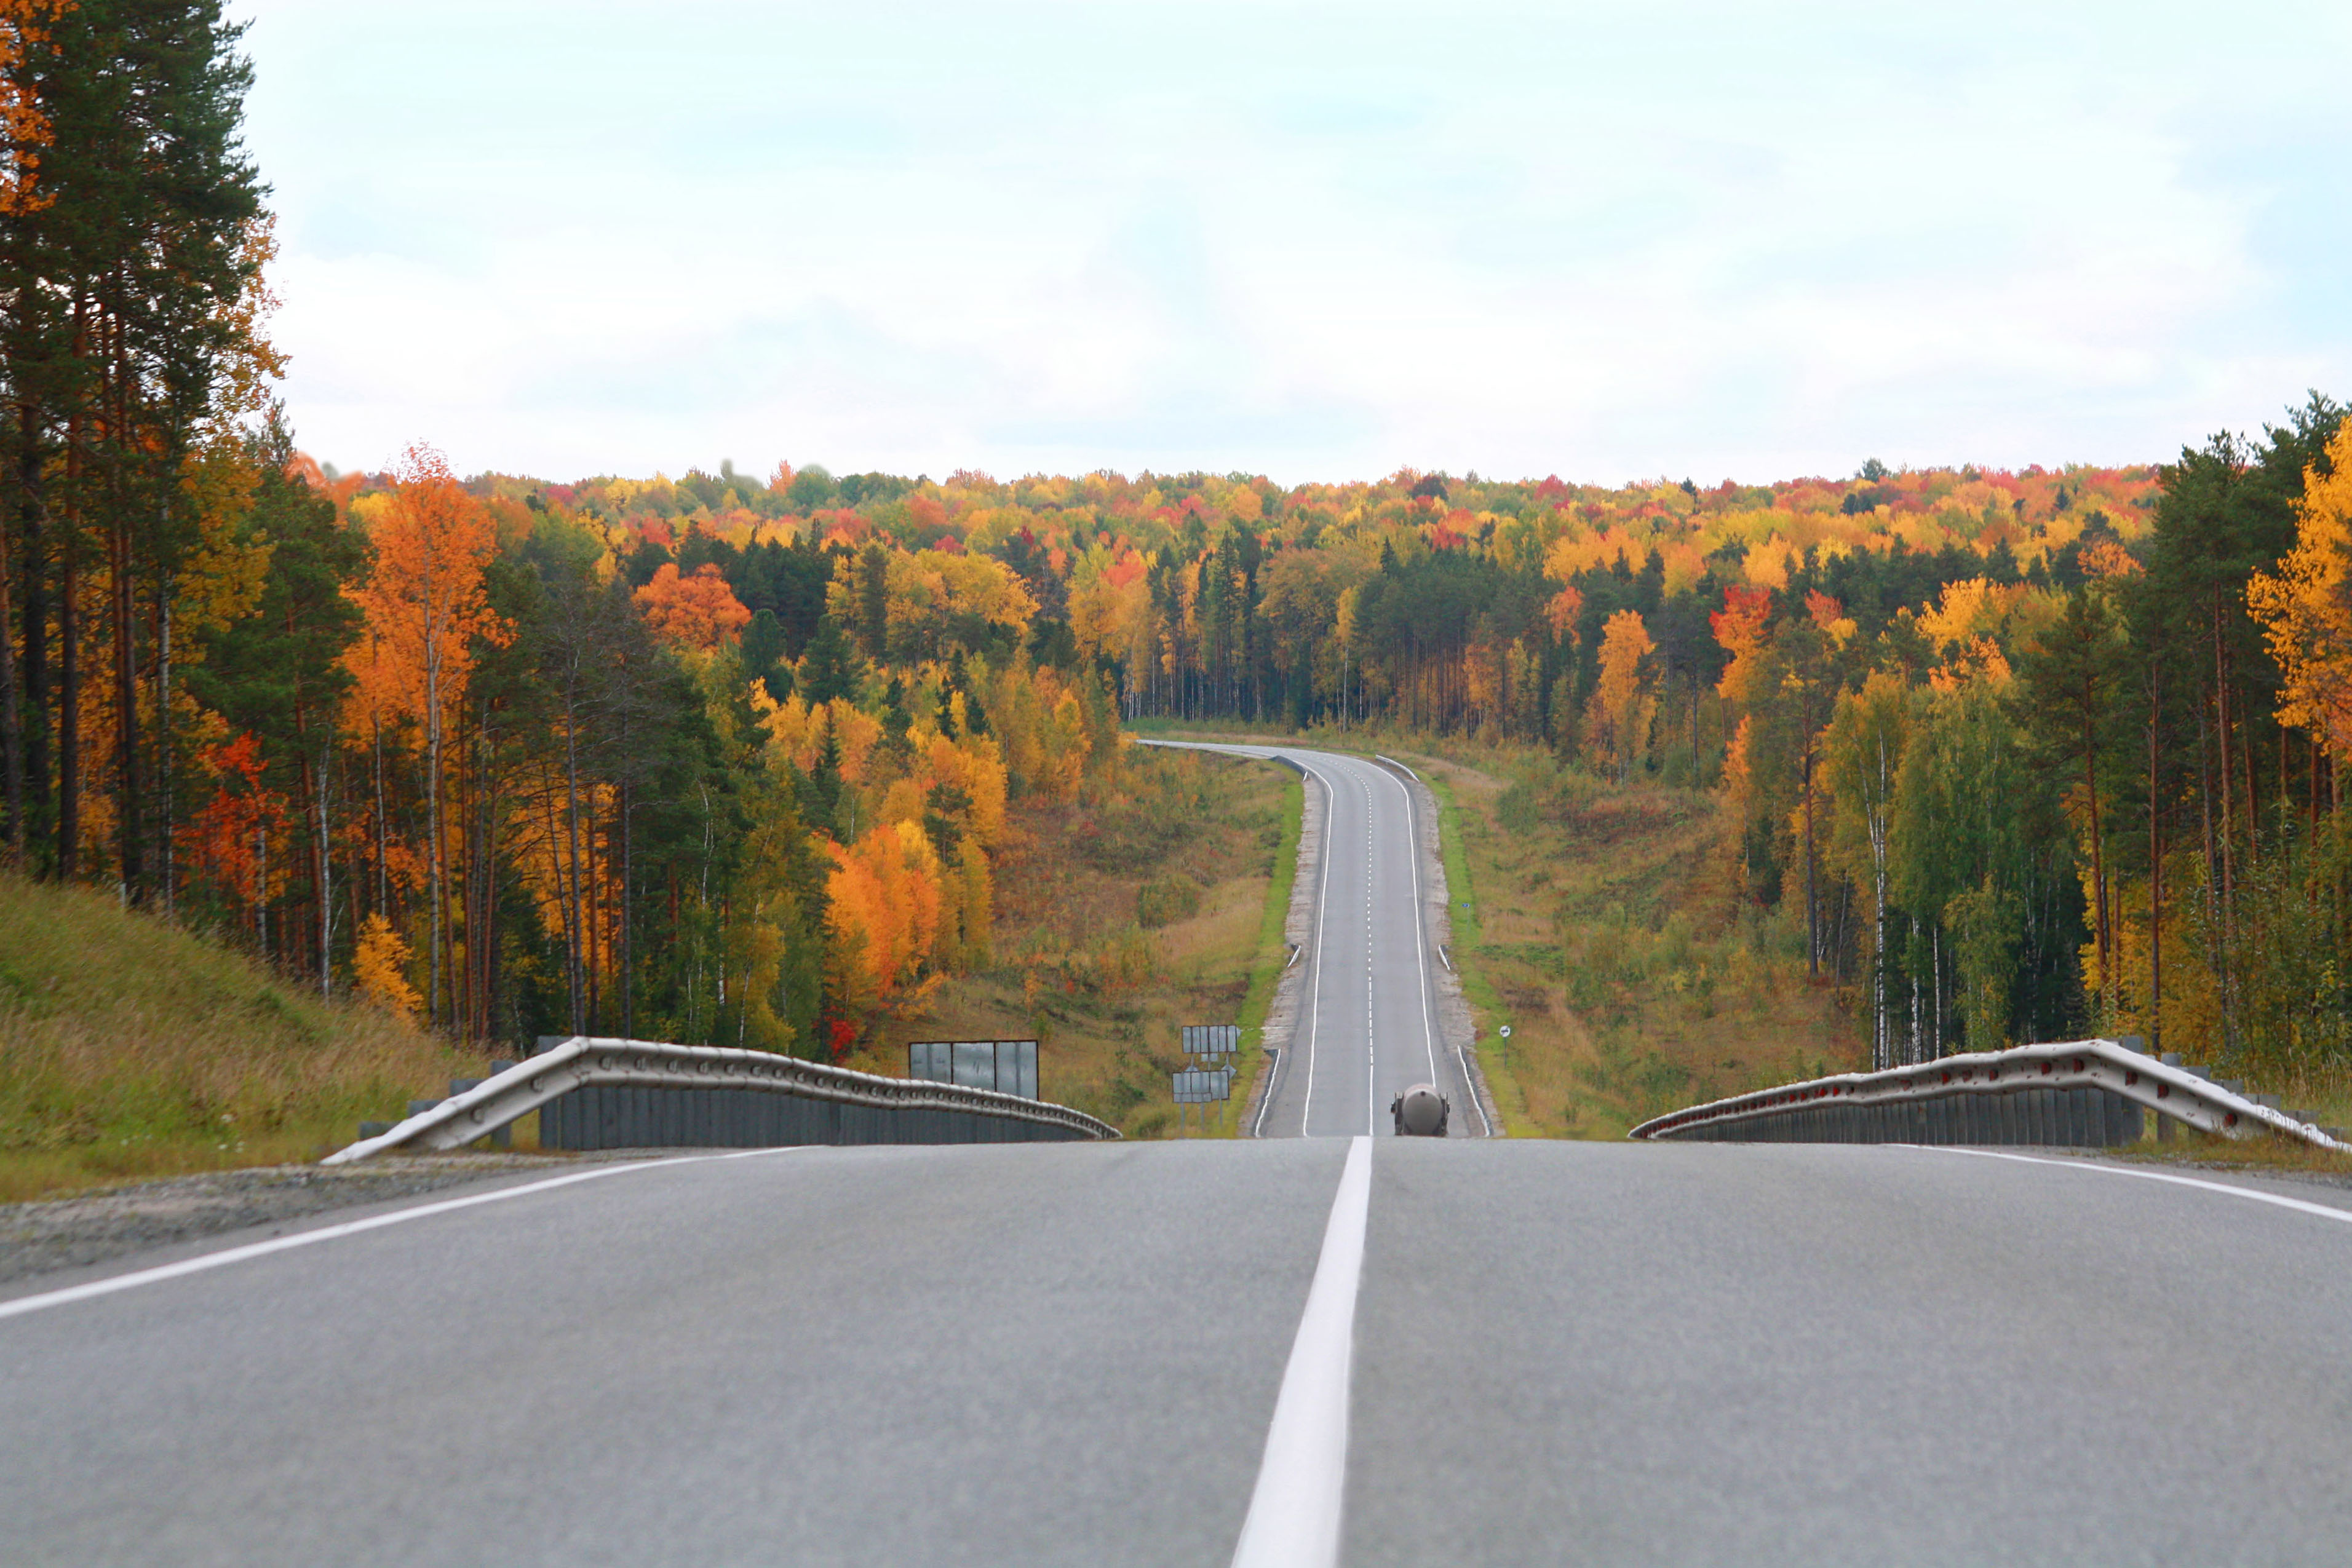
<box><xmin>0</xmin><ymin>872</ymin><xmax>487</xmax><ymax>1201</ymax></box>
<box><xmin>2111</xmin><ymin>1127</ymin><xmax>2352</xmax><ymax>1178</ymax></box>
<box><xmin>844</xmin><ymin>747</ymin><xmax>1295</xmax><ymax>1138</ymax></box>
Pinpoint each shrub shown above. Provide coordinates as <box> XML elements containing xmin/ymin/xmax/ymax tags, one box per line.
<box><xmin>1137</xmin><ymin>874</ymin><xmax>1202</xmax><ymax>929</ymax></box>
<box><xmin>1496</xmin><ymin>780</ymin><xmax>1541</xmax><ymax>834</ymax></box>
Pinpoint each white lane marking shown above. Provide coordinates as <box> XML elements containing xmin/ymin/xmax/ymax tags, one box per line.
<box><xmin>1365</xmin><ymin>790</ymin><xmax>1376</xmax><ymax>1138</ymax></box>
<box><xmin>0</xmin><ymin>1146</ymin><xmax>807</xmax><ymax>1323</ymax></box>
<box><xmin>1231</xmin><ymin>1134</ymin><xmax>1373</xmax><ymax>1568</ymax></box>
<box><xmin>1366</xmin><ymin>886</ymin><xmax>1376</xmax><ymax>1139</ymax></box>
<box><xmin>1381</xmin><ymin>763</ymin><xmax>1489</xmax><ymax>1136</ymax></box>
<box><xmin>1930</xmin><ymin>1146</ymin><xmax>2352</xmax><ymax>1227</ymax></box>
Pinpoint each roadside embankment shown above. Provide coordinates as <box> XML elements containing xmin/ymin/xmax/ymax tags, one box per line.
<box><xmin>0</xmin><ymin>871</ymin><xmax>485</xmax><ymax>1202</ymax></box>
<box><xmin>0</xmin><ymin>1154</ymin><xmax>580</xmax><ymax>1286</ymax></box>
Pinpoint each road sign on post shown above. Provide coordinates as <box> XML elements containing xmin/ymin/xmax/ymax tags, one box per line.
<box><xmin>1182</xmin><ymin>1024</ymin><xmax>1240</xmax><ymax>1060</ymax></box>
<box><xmin>1170</xmin><ymin>1064</ymin><xmax>1234</xmax><ymax>1138</ymax></box>
<box><xmin>1172</xmin><ymin>1067</ymin><xmax>1234</xmax><ymax>1103</ymax></box>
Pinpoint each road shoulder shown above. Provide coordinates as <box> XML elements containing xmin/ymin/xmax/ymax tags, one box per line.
<box><xmin>0</xmin><ymin>1153</ymin><xmax>640</xmax><ymax>1291</ymax></box>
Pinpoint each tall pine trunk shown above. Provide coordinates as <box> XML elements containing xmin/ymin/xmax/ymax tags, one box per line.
<box><xmin>0</xmin><ymin>454</ymin><xmax>20</xmax><ymax>866</ymax></box>
<box><xmin>2147</xmin><ymin>666</ymin><xmax>2161</xmax><ymax>1055</ymax></box>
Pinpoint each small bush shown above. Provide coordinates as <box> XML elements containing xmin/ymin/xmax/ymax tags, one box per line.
<box><xmin>1137</xmin><ymin>875</ymin><xmax>1202</xmax><ymax>929</ymax></box>
<box><xmin>1496</xmin><ymin>781</ymin><xmax>1542</xmax><ymax>834</ymax></box>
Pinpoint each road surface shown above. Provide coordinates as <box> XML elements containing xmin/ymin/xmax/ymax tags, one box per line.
<box><xmin>1140</xmin><ymin>740</ymin><xmax>1485</xmax><ymax>1138</ymax></box>
<box><xmin>6</xmin><ymin>1140</ymin><xmax>2352</xmax><ymax>1564</ymax></box>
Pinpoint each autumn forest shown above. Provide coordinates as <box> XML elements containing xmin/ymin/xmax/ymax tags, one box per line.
<box><xmin>8</xmin><ymin>3</ymin><xmax>2352</xmax><ymax>1091</ymax></box>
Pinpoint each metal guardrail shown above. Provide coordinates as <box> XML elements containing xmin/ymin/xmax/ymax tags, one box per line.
<box><xmin>324</xmin><ymin>1036</ymin><xmax>1119</xmax><ymax>1164</ymax></box>
<box><xmin>1630</xmin><ymin>1036</ymin><xmax>2350</xmax><ymax>1152</ymax></box>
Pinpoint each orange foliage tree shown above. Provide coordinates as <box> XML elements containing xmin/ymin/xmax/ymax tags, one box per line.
<box><xmin>825</xmin><ymin>821</ymin><xmax>945</xmax><ymax>1014</ymax></box>
<box><xmin>342</xmin><ymin>443</ymin><xmax>511</xmax><ymax>1022</ymax></box>
<box><xmin>181</xmin><ymin>732</ymin><xmax>287</xmax><ymax>922</ymax></box>
<box><xmin>634</xmin><ymin>562</ymin><xmax>750</xmax><ymax>651</ymax></box>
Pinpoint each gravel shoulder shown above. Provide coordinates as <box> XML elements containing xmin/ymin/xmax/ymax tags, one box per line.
<box><xmin>0</xmin><ymin>1154</ymin><xmax>656</xmax><ymax>1286</ymax></box>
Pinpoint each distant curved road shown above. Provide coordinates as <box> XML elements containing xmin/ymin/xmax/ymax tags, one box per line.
<box><xmin>1139</xmin><ymin>739</ymin><xmax>1487</xmax><ymax>1138</ymax></box>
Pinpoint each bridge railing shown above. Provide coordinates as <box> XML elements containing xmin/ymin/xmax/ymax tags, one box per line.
<box><xmin>1630</xmin><ymin>1037</ymin><xmax>2348</xmax><ymax>1152</ymax></box>
<box><xmin>325</xmin><ymin>1036</ymin><xmax>1119</xmax><ymax>1165</ymax></box>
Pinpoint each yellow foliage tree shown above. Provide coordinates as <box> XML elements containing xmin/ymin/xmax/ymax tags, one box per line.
<box><xmin>2249</xmin><ymin>417</ymin><xmax>2352</xmax><ymax>762</ymax></box>
<box><xmin>1584</xmin><ymin>608</ymin><xmax>1655</xmax><ymax>783</ymax></box>
<box><xmin>352</xmin><ymin>913</ymin><xmax>421</xmax><ymax>1016</ymax></box>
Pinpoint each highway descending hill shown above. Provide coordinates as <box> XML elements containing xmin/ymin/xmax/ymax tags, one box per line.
<box><xmin>1138</xmin><ymin>741</ymin><xmax>1488</xmax><ymax>1139</ymax></box>
<box><xmin>5</xmin><ymin>749</ymin><xmax>2352</xmax><ymax>1565</ymax></box>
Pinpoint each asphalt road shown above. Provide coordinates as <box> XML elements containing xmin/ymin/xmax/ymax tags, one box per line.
<box><xmin>6</xmin><ymin>1140</ymin><xmax>2352</xmax><ymax>1565</ymax></box>
<box><xmin>9</xmin><ymin>740</ymin><xmax>2352</xmax><ymax>1564</ymax></box>
<box><xmin>1140</xmin><ymin>740</ymin><xmax>1485</xmax><ymax>1139</ymax></box>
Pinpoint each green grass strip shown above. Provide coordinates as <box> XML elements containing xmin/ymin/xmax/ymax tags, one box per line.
<box><xmin>1420</xmin><ymin>766</ymin><xmax>1535</xmax><ymax>1136</ymax></box>
<box><xmin>1217</xmin><ymin>762</ymin><xmax>1305</xmax><ymax>1136</ymax></box>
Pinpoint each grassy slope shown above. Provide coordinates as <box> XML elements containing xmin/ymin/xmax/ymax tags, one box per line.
<box><xmin>1222</xmin><ymin>762</ymin><xmax>1303</xmax><ymax>1135</ymax></box>
<box><xmin>848</xmin><ymin>746</ymin><xmax>1297</xmax><ymax>1138</ymax></box>
<box><xmin>0</xmin><ymin>872</ymin><xmax>485</xmax><ymax>1201</ymax></box>
<box><xmin>1400</xmin><ymin>745</ymin><xmax>1857</xmax><ymax>1137</ymax></box>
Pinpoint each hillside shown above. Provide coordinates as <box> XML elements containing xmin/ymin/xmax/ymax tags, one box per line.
<box><xmin>0</xmin><ymin>873</ymin><xmax>483</xmax><ymax>1201</ymax></box>
<box><xmin>846</xmin><ymin>744</ymin><xmax>1297</xmax><ymax>1138</ymax></box>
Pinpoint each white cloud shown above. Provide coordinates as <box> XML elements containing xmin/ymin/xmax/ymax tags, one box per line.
<box><xmin>237</xmin><ymin>0</ymin><xmax>2352</xmax><ymax>483</ymax></box>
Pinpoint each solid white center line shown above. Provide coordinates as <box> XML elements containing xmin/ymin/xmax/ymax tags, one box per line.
<box><xmin>0</xmin><ymin>1145</ymin><xmax>808</xmax><ymax>1323</ymax></box>
<box><xmin>1929</xmin><ymin>1146</ymin><xmax>2352</xmax><ymax>1225</ymax></box>
<box><xmin>1231</xmin><ymin>1134</ymin><xmax>1373</xmax><ymax>1568</ymax></box>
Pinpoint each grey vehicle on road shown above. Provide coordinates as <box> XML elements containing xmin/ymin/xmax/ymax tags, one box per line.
<box><xmin>1391</xmin><ymin>1083</ymin><xmax>1448</xmax><ymax>1136</ymax></box>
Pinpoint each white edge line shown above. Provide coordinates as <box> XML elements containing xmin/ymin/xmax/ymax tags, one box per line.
<box><xmin>1383</xmin><ymin>761</ymin><xmax>1489</xmax><ymax>1138</ymax></box>
<box><xmin>1297</xmin><ymin>758</ymin><xmax>1337</xmax><ymax>1139</ymax></box>
<box><xmin>0</xmin><ymin>1146</ymin><xmax>807</xmax><ymax>1323</ymax></box>
<box><xmin>1925</xmin><ymin>1146</ymin><xmax>2352</xmax><ymax>1226</ymax></box>
<box><xmin>1363</xmin><ymin>766</ymin><xmax>1376</xmax><ymax>1139</ymax></box>
<box><xmin>1230</xmin><ymin>1134</ymin><xmax>1373</xmax><ymax>1568</ymax></box>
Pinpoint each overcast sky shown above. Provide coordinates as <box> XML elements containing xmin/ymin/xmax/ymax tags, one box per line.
<box><xmin>236</xmin><ymin>0</ymin><xmax>2352</xmax><ymax>487</ymax></box>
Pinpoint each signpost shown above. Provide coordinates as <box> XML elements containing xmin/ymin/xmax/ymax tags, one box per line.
<box><xmin>1172</xmin><ymin>1067</ymin><xmax>1234</xmax><ymax>1102</ymax></box>
<box><xmin>1182</xmin><ymin>1024</ymin><xmax>1240</xmax><ymax>1059</ymax></box>
<box><xmin>1170</xmin><ymin>1064</ymin><xmax>1234</xmax><ymax>1137</ymax></box>
<box><xmin>1172</xmin><ymin>1023</ymin><xmax>1241</xmax><ymax>1136</ymax></box>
